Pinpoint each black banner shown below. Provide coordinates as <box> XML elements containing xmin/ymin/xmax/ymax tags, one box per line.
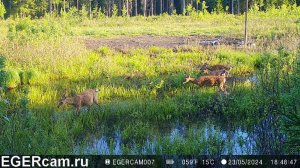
<box><xmin>0</xmin><ymin>155</ymin><xmax>299</xmax><ymax>167</ymax></box>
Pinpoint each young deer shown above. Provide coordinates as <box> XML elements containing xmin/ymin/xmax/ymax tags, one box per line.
<box><xmin>203</xmin><ymin>68</ymin><xmax>230</xmax><ymax>77</ymax></box>
<box><xmin>183</xmin><ymin>70</ymin><xmax>227</xmax><ymax>92</ymax></box>
<box><xmin>200</xmin><ymin>62</ymin><xmax>232</xmax><ymax>71</ymax></box>
<box><xmin>58</xmin><ymin>89</ymin><xmax>100</xmax><ymax>115</ymax></box>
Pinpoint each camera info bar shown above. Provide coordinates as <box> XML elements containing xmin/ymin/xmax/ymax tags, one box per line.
<box><xmin>0</xmin><ymin>155</ymin><xmax>299</xmax><ymax>167</ymax></box>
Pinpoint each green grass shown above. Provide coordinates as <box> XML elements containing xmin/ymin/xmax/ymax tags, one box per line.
<box><xmin>0</xmin><ymin>8</ymin><xmax>299</xmax><ymax>155</ymax></box>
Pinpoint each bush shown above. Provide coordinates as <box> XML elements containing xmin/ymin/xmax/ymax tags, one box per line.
<box><xmin>27</xmin><ymin>69</ymin><xmax>39</xmax><ymax>85</ymax></box>
<box><xmin>0</xmin><ymin>55</ymin><xmax>5</xmax><ymax>69</ymax></box>
<box><xmin>97</xmin><ymin>46</ymin><xmax>113</xmax><ymax>56</ymax></box>
<box><xmin>19</xmin><ymin>71</ymin><xmax>29</xmax><ymax>85</ymax></box>
<box><xmin>2</xmin><ymin>69</ymin><xmax>20</xmax><ymax>89</ymax></box>
<box><xmin>7</xmin><ymin>18</ymin><xmax>72</xmax><ymax>43</ymax></box>
<box><xmin>0</xmin><ymin>70</ymin><xmax>5</xmax><ymax>86</ymax></box>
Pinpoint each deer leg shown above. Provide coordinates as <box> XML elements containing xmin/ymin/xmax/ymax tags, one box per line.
<box><xmin>220</xmin><ymin>83</ymin><xmax>225</xmax><ymax>92</ymax></box>
<box><xmin>76</xmin><ymin>106</ymin><xmax>80</xmax><ymax>116</ymax></box>
<box><xmin>94</xmin><ymin>96</ymin><xmax>100</xmax><ymax>107</ymax></box>
<box><xmin>221</xmin><ymin>83</ymin><xmax>228</xmax><ymax>94</ymax></box>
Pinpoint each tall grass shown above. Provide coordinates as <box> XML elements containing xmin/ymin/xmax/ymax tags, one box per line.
<box><xmin>0</xmin><ymin>8</ymin><xmax>299</xmax><ymax>154</ymax></box>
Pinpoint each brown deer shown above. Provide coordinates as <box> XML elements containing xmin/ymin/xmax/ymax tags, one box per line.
<box><xmin>58</xmin><ymin>89</ymin><xmax>100</xmax><ymax>115</ymax></box>
<box><xmin>203</xmin><ymin>68</ymin><xmax>230</xmax><ymax>77</ymax></box>
<box><xmin>200</xmin><ymin>62</ymin><xmax>232</xmax><ymax>71</ymax></box>
<box><xmin>183</xmin><ymin>70</ymin><xmax>227</xmax><ymax>92</ymax></box>
<box><xmin>124</xmin><ymin>71</ymin><xmax>144</xmax><ymax>80</ymax></box>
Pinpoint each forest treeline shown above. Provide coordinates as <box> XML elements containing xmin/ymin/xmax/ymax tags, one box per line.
<box><xmin>0</xmin><ymin>0</ymin><xmax>299</xmax><ymax>19</ymax></box>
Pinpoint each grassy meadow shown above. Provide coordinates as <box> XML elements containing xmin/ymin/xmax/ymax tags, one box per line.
<box><xmin>0</xmin><ymin>7</ymin><xmax>300</xmax><ymax>155</ymax></box>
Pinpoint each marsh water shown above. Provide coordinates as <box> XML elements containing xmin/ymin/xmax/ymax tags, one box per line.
<box><xmin>2</xmin><ymin>74</ymin><xmax>286</xmax><ymax>155</ymax></box>
<box><xmin>70</xmin><ymin>75</ymin><xmax>288</xmax><ymax>155</ymax></box>
<box><xmin>76</xmin><ymin>112</ymin><xmax>285</xmax><ymax>155</ymax></box>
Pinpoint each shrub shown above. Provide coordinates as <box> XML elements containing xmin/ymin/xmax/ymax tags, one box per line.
<box><xmin>19</xmin><ymin>71</ymin><xmax>29</xmax><ymax>85</ymax></box>
<box><xmin>27</xmin><ymin>69</ymin><xmax>39</xmax><ymax>85</ymax></box>
<box><xmin>0</xmin><ymin>70</ymin><xmax>5</xmax><ymax>86</ymax></box>
<box><xmin>254</xmin><ymin>54</ymin><xmax>270</xmax><ymax>70</ymax></box>
<box><xmin>2</xmin><ymin>69</ymin><xmax>20</xmax><ymax>89</ymax></box>
<box><xmin>0</xmin><ymin>55</ymin><xmax>5</xmax><ymax>69</ymax></box>
<box><xmin>97</xmin><ymin>46</ymin><xmax>113</xmax><ymax>56</ymax></box>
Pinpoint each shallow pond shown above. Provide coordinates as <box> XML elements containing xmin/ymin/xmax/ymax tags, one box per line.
<box><xmin>76</xmin><ymin>113</ymin><xmax>285</xmax><ymax>155</ymax></box>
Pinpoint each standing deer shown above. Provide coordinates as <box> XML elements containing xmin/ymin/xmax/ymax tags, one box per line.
<box><xmin>58</xmin><ymin>89</ymin><xmax>100</xmax><ymax>115</ymax></box>
<box><xmin>202</xmin><ymin>68</ymin><xmax>230</xmax><ymax>77</ymax></box>
<box><xmin>200</xmin><ymin>62</ymin><xmax>232</xmax><ymax>72</ymax></box>
<box><xmin>183</xmin><ymin>70</ymin><xmax>227</xmax><ymax>92</ymax></box>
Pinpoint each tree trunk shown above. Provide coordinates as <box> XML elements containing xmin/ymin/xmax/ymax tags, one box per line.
<box><xmin>182</xmin><ymin>0</ymin><xmax>185</xmax><ymax>15</ymax></box>
<box><xmin>49</xmin><ymin>0</ymin><xmax>52</xmax><ymax>15</ymax></box>
<box><xmin>160</xmin><ymin>0</ymin><xmax>162</xmax><ymax>14</ymax></box>
<box><xmin>63</xmin><ymin>0</ymin><xmax>66</xmax><ymax>12</ymax></box>
<box><xmin>53</xmin><ymin>2</ymin><xmax>56</xmax><ymax>13</ymax></box>
<box><xmin>143</xmin><ymin>0</ymin><xmax>147</xmax><ymax>17</ymax></box>
<box><xmin>126</xmin><ymin>0</ymin><xmax>129</xmax><ymax>17</ymax></box>
<box><xmin>107</xmin><ymin>0</ymin><xmax>109</xmax><ymax>17</ymax></box>
<box><xmin>154</xmin><ymin>0</ymin><xmax>156</xmax><ymax>15</ymax></box>
<box><xmin>231</xmin><ymin>0</ymin><xmax>234</xmax><ymax>14</ymax></box>
<box><xmin>135</xmin><ymin>0</ymin><xmax>138</xmax><ymax>16</ymax></box>
<box><xmin>130</xmin><ymin>0</ymin><xmax>133</xmax><ymax>16</ymax></box>
<box><xmin>76</xmin><ymin>0</ymin><xmax>79</xmax><ymax>11</ymax></box>
<box><xmin>9</xmin><ymin>0</ymin><xmax>12</xmax><ymax>16</ymax></box>
<box><xmin>244</xmin><ymin>0</ymin><xmax>248</xmax><ymax>47</ymax></box>
<box><xmin>169</xmin><ymin>0</ymin><xmax>174</xmax><ymax>15</ymax></box>
<box><xmin>237</xmin><ymin>0</ymin><xmax>240</xmax><ymax>15</ymax></box>
<box><xmin>118</xmin><ymin>0</ymin><xmax>122</xmax><ymax>16</ymax></box>
<box><xmin>150</xmin><ymin>0</ymin><xmax>154</xmax><ymax>16</ymax></box>
<box><xmin>166</xmin><ymin>0</ymin><xmax>168</xmax><ymax>14</ymax></box>
<box><xmin>89</xmin><ymin>0</ymin><xmax>92</xmax><ymax>18</ymax></box>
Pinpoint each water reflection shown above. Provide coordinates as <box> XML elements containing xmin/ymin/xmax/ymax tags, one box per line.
<box><xmin>77</xmin><ymin>114</ymin><xmax>284</xmax><ymax>155</ymax></box>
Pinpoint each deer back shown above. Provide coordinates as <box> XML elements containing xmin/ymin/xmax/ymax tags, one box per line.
<box><xmin>77</xmin><ymin>89</ymin><xmax>98</xmax><ymax>106</ymax></box>
<box><xmin>196</xmin><ymin>75</ymin><xmax>225</xmax><ymax>86</ymax></box>
<box><xmin>207</xmin><ymin>65</ymin><xmax>231</xmax><ymax>71</ymax></box>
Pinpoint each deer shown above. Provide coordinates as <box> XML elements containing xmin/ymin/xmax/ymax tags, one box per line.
<box><xmin>183</xmin><ymin>70</ymin><xmax>227</xmax><ymax>93</ymax></box>
<box><xmin>200</xmin><ymin>62</ymin><xmax>232</xmax><ymax>72</ymax></box>
<box><xmin>58</xmin><ymin>89</ymin><xmax>100</xmax><ymax>115</ymax></box>
<box><xmin>202</xmin><ymin>68</ymin><xmax>230</xmax><ymax>77</ymax></box>
<box><xmin>124</xmin><ymin>71</ymin><xmax>144</xmax><ymax>80</ymax></box>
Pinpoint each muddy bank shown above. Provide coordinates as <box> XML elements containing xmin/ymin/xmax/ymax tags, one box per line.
<box><xmin>84</xmin><ymin>35</ymin><xmax>246</xmax><ymax>50</ymax></box>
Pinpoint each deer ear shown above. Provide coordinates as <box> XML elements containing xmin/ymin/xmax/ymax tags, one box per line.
<box><xmin>221</xmin><ymin>70</ymin><xmax>227</xmax><ymax>75</ymax></box>
<box><xmin>62</xmin><ymin>94</ymin><xmax>67</xmax><ymax>99</ymax></box>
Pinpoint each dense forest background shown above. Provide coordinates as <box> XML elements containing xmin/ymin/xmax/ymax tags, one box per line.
<box><xmin>0</xmin><ymin>0</ymin><xmax>299</xmax><ymax>19</ymax></box>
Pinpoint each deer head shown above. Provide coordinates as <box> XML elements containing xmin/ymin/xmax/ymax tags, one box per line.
<box><xmin>57</xmin><ymin>94</ymin><xmax>68</xmax><ymax>108</ymax></box>
<box><xmin>199</xmin><ymin>62</ymin><xmax>209</xmax><ymax>71</ymax></box>
<box><xmin>183</xmin><ymin>75</ymin><xmax>194</xmax><ymax>84</ymax></box>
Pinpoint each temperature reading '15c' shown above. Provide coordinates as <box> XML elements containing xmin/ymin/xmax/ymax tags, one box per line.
<box><xmin>202</xmin><ymin>159</ymin><xmax>214</xmax><ymax>165</ymax></box>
